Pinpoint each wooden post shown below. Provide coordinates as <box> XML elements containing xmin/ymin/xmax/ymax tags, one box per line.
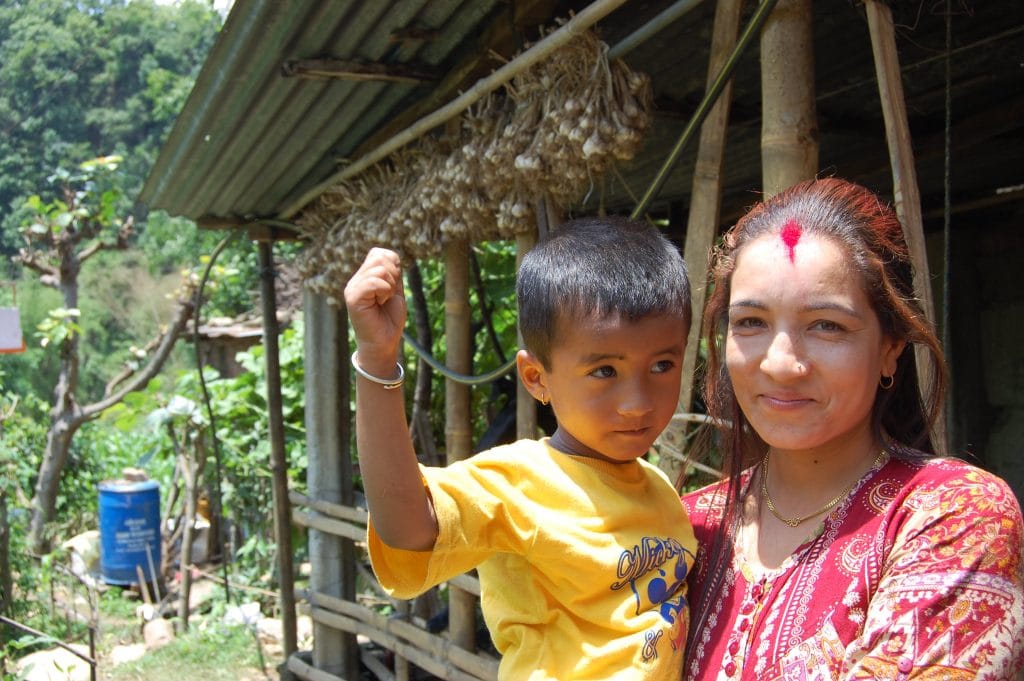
<box><xmin>760</xmin><ymin>0</ymin><xmax>818</xmax><ymax>197</ymax></box>
<box><xmin>444</xmin><ymin>238</ymin><xmax>476</xmax><ymax>651</ymax></box>
<box><xmin>258</xmin><ymin>240</ymin><xmax>297</xmax><ymax>663</ymax></box>
<box><xmin>176</xmin><ymin>438</ymin><xmax>205</xmax><ymax>633</ymax></box>
<box><xmin>865</xmin><ymin>0</ymin><xmax>947</xmax><ymax>453</ymax></box>
<box><xmin>516</xmin><ymin>197</ymin><xmax>562</xmax><ymax>440</ymax></box>
<box><xmin>304</xmin><ymin>289</ymin><xmax>359</xmax><ymax>679</ymax></box>
<box><xmin>666</xmin><ymin>0</ymin><xmax>744</xmax><ymax>480</ymax></box>
<box><xmin>516</xmin><ymin>229</ymin><xmax>538</xmax><ymax>441</ymax></box>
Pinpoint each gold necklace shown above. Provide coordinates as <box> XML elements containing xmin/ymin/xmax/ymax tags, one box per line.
<box><xmin>761</xmin><ymin>450</ymin><xmax>884</xmax><ymax>528</ymax></box>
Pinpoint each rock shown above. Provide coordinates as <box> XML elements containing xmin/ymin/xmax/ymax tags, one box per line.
<box><xmin>297</xmin><ymin>614</ymin><xmax>313</xmax><ymax>646</ymax></box>
<box><xmin>15</xmin><ymin>644</ymin><xmax>91</xmax><ymax>681</ymax></box>
<box><xmin>121</xmin><ymin>467</ymin><xmax>149</xmax><ymax>482</ymax></box>
<box><xmin>257</xmin><ymin>614</ymin><xmax>313</xmax><ymax>647</ymax></box>
<box><xmin>109</xmin><ymin>643</ymin><xmax>146</xmax><ymax>666</ymax></box>
<box><xmin>143</xmin><ymin>617</ymin><xmax>175</xmax><ymax>650</ymax></box>
<box><xmin>257</xmin><ymin>617</ymin><xmax>282</xmax><ymax>642</ymax></box>
<box><xmin>61</xmin><ymin>530</ymin><xmax>101</xmax><ymax>587</ymax></box>
<box><xmin>187</xmin><ymin>575</ymin><xmax>219</xmax><ymax>610</ymax></box>
<box><xmin>223</xmin><ymin>601</ymin><xmax>262</xmax><ymax>627</ymax></box>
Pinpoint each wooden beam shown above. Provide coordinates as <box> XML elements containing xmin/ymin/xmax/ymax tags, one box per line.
<box><xmin>671</xmin><ymin>0</ymin><xmax>743</xmax><ymax>483</ymax></box>
<box><xmin>760</xmin><ymin>0</ymin><xmax>818</xmax><ymax>197</ymax></box>
<box><xmin>302</xmin><ymin>290</ymin><xmax>360</xmax><ymax>679</ymax></box>
<box><xmin>259</xmin><ymin>242</ymin><xmax>298</xmax><ymax>659</ymax></box>
<box><xmin>347</xmin><ymin>0</ymin><xmax>558</xmax><ymax>161</ymax></box>
<box><xmin>444</xmin><ymin>238</ymin><xmax>477</xmax><ymax>653</ymax></box>
<box><xmin>866</xmin><ymin>0</ymin><xmax>947</xmax><ymax>453</ymax></box>
<box><xmin>281</xmin><ymin>58</ymin><xmax>439</xmax><ymax>85</ymax></box>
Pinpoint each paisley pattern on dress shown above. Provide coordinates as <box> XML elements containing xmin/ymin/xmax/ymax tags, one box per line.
<box><xmin>682</xmin><ymin>455</ymin><xmax>1024</xmax><ymax>681</ymax></box>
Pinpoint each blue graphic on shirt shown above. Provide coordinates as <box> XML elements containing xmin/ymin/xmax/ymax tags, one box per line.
<box><xmin>611</xmin><ymin>536</ymin><xmax>694</xmax><ymax>661</ymax></box>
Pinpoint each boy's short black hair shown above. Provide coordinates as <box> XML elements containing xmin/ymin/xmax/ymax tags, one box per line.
<box><xmin>517</xmin><ymin>216</ymin><xmax>691</xmax><ymax>367</ymax></box>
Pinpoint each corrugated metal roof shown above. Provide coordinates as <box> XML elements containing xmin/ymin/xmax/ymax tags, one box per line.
<box><xmin>140</xmin><ymin>0</ymin><xmax>511</xmax><ymax>223</ymax></box>
<box><xmin>141</xmin><ymin>0</ymin><xmax>1024</xmax><ymax>229</ymax></box>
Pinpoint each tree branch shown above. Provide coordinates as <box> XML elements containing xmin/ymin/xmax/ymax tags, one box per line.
<box><xmin>79</xmin><ymin>216</ymin><xmax>134</xmax><ymax>264</ymax></box>
<box><xmin>15</xmin><ymin>248</ymin><xmax>59</xmax><ymax>284</ymax></box>
<box><xmin>81</xmin><ymin>295</ymin><xmax>195</xmax><ymax>419</ymax></box>
<box><xmin>104</xmin><ymin>336</ymin><xmax>160</xmax><ymax>397</ymax></box>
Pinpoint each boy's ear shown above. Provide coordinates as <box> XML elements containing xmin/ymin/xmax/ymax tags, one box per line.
<box><xmin>516</xmin><ymin>349</ymin><xmax>548</xmax><ymax>403</ymax></box>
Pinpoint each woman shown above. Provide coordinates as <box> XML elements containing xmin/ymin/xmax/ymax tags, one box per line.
<box><xmin>681</xmin><ymin>178</ymin><xmax>1024</xmax><ymax>680</ymax></box>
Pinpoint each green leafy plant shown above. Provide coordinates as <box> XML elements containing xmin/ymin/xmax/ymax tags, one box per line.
<box><xmin>35</xmin><ymin>308</ymin><xmax>81</xmax><ymax>349</ymax></box>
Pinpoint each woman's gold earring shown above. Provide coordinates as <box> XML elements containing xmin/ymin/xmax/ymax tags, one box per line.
<box><xmin>540</xmin><ymin>395</ymin><xmax>549</xmax><ymax>406</ymax></box>
<box><xmin>879</xmin><ymin>374</ymin><xmax>895</xmax><ymax>390</ymax></box>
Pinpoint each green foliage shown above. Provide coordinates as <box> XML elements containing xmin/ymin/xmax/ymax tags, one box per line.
<box><xmin>35</xmin><ymin>308</ymin><xmax>81</xmax><ymax>349</ymax></box>
<box><xmin>209</xmin><ymin>319</ymin><xmax>307</xmax><ymax>576</ymax></box>
<box><xmin>0</xmin><ymin>0</ymin><xmax>223</xmax><ymax>257</ymax></box>
<box><xmin>11</xmin><ymin>155</ymin><xmax>194</xmax><ymax>403</ymax></box>
<box><xmin>410</xmin><ymin>241</ymin><xmax>521</xmax><ymax>449</ymax></box>
<box><xmin>1</xmin><ymin>392</ymin><xmax>96</xmax><ymax>651</ymax></box>
<box><xmin>97</xmin><ymin>315</ymin><xmax>308</xmax><ymax>584</ymax></box>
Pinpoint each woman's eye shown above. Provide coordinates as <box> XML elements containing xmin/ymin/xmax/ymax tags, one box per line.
<box><xmin>812</xmin><ymin>320</ymin><xmax>844</xmax><ymax>332</ymax></box>
<box><xmin>590</xmin><ymin>365</ymin><xmax>616</xmax><ymax>378</ymax></box>
<box><xmin>652</xmin><ymin>360</ymin><xmax>675</xmax><ymax>374</ymax></box>
<box><xmin>730</xmin><ymin>316</ymin><xmax>765</xmax><ymax>330</ymax></box>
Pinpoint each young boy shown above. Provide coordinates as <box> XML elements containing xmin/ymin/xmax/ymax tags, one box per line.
<box><xmin>344</xmin><ymin>216</ymin><xmax>696</xmax><ymax>680</ymax></box>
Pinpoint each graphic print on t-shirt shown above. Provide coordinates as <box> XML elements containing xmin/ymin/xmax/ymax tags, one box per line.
<box><xmin>612</xmin><ymin>536</ymin><xmax>694</xmax><ymax>661</ymax></box>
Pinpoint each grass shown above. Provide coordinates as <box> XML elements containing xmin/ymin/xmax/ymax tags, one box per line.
<box><xmin>104</xmin><ymin>619</ymin><xmax>272</xmax><ymax>680</ymax></box>
<box><xmin>4</xmin><ymin>574</ymin><xmax>281</xmax><ymax>680</ymax></box>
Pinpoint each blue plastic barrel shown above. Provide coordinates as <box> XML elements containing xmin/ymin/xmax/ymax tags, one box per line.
<box><xmin>98</xmin><ymin>480</ymin><xmax>161</xmax><ymax>586</ymax></box>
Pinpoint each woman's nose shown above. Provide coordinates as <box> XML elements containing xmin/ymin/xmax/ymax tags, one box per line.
<box><xmin>760</xmin><ymin>332</ymin><xmax>807</xmax><ymax>378</ymax></box>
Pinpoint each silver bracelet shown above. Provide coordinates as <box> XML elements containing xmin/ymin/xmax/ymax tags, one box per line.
<box><xmin>351</xmin><ymin>351</ymin><xmax>405</xmax><ymax>389</ymax></box>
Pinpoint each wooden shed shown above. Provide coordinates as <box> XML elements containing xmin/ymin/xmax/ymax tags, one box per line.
<box><xmin>140</xmin><ymin>1</ymin><xmax>1024</xmax><ymax>678</ymax></box>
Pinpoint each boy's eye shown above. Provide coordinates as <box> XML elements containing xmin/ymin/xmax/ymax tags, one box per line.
<box><xmin>589</xmin><ymin>365</ymin><xmax>616</xmax><ymax>378</ymax></box>
<box><xmin>652</xmin><ymin>360</ymin><xmax>674</xmax><ymax>374</ymax></box>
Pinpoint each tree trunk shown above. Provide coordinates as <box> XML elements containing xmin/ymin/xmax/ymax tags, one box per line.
<box><xmin>27</xmin><ymin>411</ymin><xmax>83</xmax><ymax>553</ymax></box>
<box><xmin>0</xmin><ymin>487</ymin><xmax>11</xmax><ymax>615</ymax></box>
<box><xmin>27</xmin><ymin>294</ymin><xmax>194</xmax><ymax>555</ymax></box>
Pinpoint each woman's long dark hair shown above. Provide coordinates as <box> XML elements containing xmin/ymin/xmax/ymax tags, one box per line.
<box><xmin>683</xmin><ymin>177</ymin><xmax>948</xmax><ymax>649</ymax></box>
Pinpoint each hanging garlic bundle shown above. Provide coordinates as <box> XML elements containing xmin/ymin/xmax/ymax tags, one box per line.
<box><xmin>297</xmin><ymin>26</ymin><xmax>653</xmax><ymax>304</ymax></box>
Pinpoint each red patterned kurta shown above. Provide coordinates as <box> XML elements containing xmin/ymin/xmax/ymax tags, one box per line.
<box><xmin>681</xmin><ymin>454</ymin><xmax>1024</xmax><ymax>680</ymax></box>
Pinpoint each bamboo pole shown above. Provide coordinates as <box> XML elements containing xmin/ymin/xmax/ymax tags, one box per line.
<box><xmin>444</xmin><ymin>239</ymin><xmax>477</xmax><ymax>652</ymax></box>
<box><xmin>289</xmin><ymin>490</ymin><xmax>367</xmax><ymax>524</ymax></box>
<box><xmin>291</xmin><ymin>509</ymin><xmax>365</xmax><ymax>543</ymax></box>
<box><xmin>176</xmin><ymin>445</ymin><xmax>200</xmax><ymax>632</ymax></box>
<box><xmin>303</xmin><ymin>290</ymin><xmax>359</xmax><ymax>678</ymax></box>
<box><xmin>305</xmin><ymin>589</ymin><xmax>500</xmax><ymax>681</ymax></box>
<box><xmin>258</xmin><ymin>240</ymin><xmax>298</xmax><ymax>661</ymax></box>
<box><xmin>760</xmin><ymin>0</ymin><xmax>818</xmax><ymax>197</ymax></box>
<box><xmin>865</xmin><ymin>0</ymin><xmax>947</xmax><ymax>453</ymax></box>
<box><xmin>666</xmin><ymin>0</ymin><xmax>743</xmax><ymax>480</ymax></box>
<box><xmin>515</xmin><ymin>228</ymin><xmax>537</xmax><ymax>441</ymax></box>
<box><xmin>287</xmin><ymin>654</ymin><xmax>346</xmax><ymax>681</ymax></box>
<box><xmin>517</xmin><ymin>197</ymin><xmax>562</xmax><ymax>440</ymax></box>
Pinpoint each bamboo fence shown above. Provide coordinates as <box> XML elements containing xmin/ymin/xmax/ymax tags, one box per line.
<box><xmin>288</xmin><ymin>491</ymin><xmax>499</xmax><ymax>681</ymax></box>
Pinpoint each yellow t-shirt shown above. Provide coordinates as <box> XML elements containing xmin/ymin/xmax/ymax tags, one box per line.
<box><xmin>368</xmin><ymin>438</ymin><xmax>696</xmax><ymax>680</ymax></box>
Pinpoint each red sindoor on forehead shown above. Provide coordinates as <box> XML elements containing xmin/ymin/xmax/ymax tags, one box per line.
<box><xmin>780</xmin><ymin>219</ymin><xmax>802</xmax><ymax>263</ymax></box>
